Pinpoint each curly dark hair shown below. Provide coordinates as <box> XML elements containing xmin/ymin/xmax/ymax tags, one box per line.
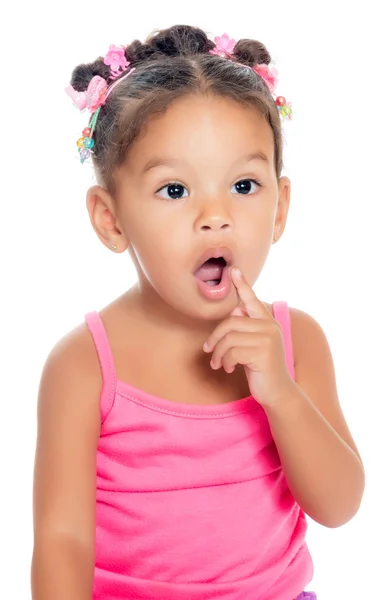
<box><xmin>70</xmin><ymin>25</ymin><xmax>283</xmax><ymax>194</ymax></box>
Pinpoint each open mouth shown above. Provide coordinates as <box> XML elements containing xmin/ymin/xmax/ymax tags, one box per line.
<box><xmin>194</xmin><ymin>256</ymin><xmax>227</xmax><ymax>286</ymax></box>
<box><xmin>193</xmin><ymin>247</ymin><xmax>233</xmax><ymax>301</ymax></box>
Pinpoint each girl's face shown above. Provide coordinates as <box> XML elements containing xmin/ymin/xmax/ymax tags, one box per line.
<box><xmin>92</xmin><ymin>94</ymin><xmax>290</xmax><ymax>322</ymax></box>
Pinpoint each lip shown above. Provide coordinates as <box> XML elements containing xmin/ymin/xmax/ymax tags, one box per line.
<box><xmin>194</xmin><ymin>264</ymin><xmax>232</xmax><ymax>301</ymax></box>
<box><xmin>193</xmin><ymin>246</ymin><xmax>234</xmax><ymax>274</ymax></box>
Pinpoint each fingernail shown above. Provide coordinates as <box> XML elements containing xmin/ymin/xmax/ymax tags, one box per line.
<box><xmin>203</xmin><ymin>342</ymin><xmax>209</xmax><ymax>351</ymax></box>
<box><xmin>232</xmin><ymin>267</ymin><xmax>242</xmax><ymax>278</ymax></box>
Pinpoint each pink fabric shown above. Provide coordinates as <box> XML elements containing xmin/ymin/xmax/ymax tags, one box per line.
<box><xmin>85</xmin><ymin>301</ymin><xmax>314</xmax><ymax>599</ymax></box>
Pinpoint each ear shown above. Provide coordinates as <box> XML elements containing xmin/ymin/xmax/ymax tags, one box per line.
<box><xmin>273</xmin><ymin>176</ymin><xmax>291</xmax><ymax>241</ymax></box>
<box><xmin>86</xmin><ymin>185</ymin><xmax>130</xmax><ymax>252</ymax></box>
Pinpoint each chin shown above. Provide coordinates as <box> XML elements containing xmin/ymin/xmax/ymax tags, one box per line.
<box><xmin>144</xmin><ymin>271</ymin><xmax>237</xmax><ymax>322</ymax></box>
<box><xmin>168</xmin><ymin>286</ymin><xmax>238</xmax><ymax>323</ymax></box>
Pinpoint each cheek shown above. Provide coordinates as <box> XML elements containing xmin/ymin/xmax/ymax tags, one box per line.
<box><xmin>238</xmin><ymin>208</ymin><xmax>273</xmax><ymax>243</ymax></box>
<box><xmin>236</xmin><ymin>211</ymin><xmax>274</xmax><ymax>271</ymax></box>
<box><xmin>128</xmin><ymin>218</ymin><xmax>187</xmax><ymax>284</ymax></box>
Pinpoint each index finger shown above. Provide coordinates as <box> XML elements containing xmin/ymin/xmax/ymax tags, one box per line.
<box><xmin>231</xmin><ymin>267</ymin><xmax>271</xmax><ymax>319</ymax></box>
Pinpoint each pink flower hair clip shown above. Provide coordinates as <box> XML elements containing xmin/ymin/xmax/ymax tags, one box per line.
<box><xmin>209</xmin><ymin>33</ymin><xmax>237</xmax><ymax>58</ymax></box>
<box><xmin>104</xmin><ymin>44</ymin><xmax>131</xmax><ymax>80</ymax></box>
<box><xmin>65</xmin><ymin>44</ymin><xmax>135</xmax><ymax>163</ymax></box>
<box><xmin>209</xmin><ymin>33</ymin><xmax>293</xmax><ymax>121</ymax></box>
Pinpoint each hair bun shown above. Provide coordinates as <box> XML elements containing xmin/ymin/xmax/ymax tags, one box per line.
<box><xmin>124</xmin><ymin>39</ymin><xmax>157</xmax><ymax>64</ymax></box>
<box><xmin>70</xmin><ymin>58</ymin><xmax>110</xmax><ymax>92</ymax></box>
<box><xmin>233</xmin><ymin>39</ymin><xmax>271</xmax><ymax>67</ymax></box>
<box><xmin>147</xmin><ymin>25</ymin><xmax>215</xmax><ymax>57</ymax></box>
<box><xmin>123</xmin><ymin>25</ymin><xmax>215</xmax><ymax>67</ymax></box>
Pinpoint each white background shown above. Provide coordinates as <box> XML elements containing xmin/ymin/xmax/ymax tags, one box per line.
<box><xmin>1</xmin><ymin>0</ymin><xmax>383</xmax><ymax>598</ymax></box>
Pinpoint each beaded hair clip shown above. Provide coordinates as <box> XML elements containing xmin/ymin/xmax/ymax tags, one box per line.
<box><xmin>66</xmin><ymin>35</ymin><xmax>292</xmax><ymax>164</ymax></box>
<box><xmin>65</xmin><ymin>45</ymin><xmax>135</xmax><ymax>163</ymax></box>
<box><xmin>210</xmin><ymin>34</ymin><xmax>293</xmax><ymax>119</ymax></box>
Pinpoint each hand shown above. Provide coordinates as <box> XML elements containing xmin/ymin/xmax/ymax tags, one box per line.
<box><xmin>203</xmin><ymin>267</ymin><xmax>294</xmax><ymax>408</ymax></box>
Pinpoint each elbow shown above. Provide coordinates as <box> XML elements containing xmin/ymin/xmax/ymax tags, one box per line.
<box><xmin>310</xmin><ymin>505</ymin><xmax>360</xmax><ymax>528</ymax></box>
<box><xmin>31</xmin><ymin>533</ymin><xmax>95</xmax><ymax>599</ymax></box>
<box><xmin>310</xmin><ymin>472</ymin><xmax>366</xmax><ymax>529</ymax></box>
<box><xmin>317</xmin><ymin>509</ymin><xmax>360</xmax><ymax>529</ymax></box>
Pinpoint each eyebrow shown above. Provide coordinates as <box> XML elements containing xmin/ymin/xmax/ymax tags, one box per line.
<box><xmin>141</xmin><ymin>151</ymin><xmax>269</xmax><ymax>174</ymax></box>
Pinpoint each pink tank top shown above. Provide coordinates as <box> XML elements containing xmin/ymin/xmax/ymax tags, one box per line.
<box><xmin>85</xmin><ymin>301</ymin><xmax>314</xmax><ymax>600</ymax></box>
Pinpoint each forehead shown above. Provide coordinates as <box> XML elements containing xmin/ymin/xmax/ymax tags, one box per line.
<box><xmin>125</xmin><ymin>94</ymin><xmax>275</xmax><ymax>170</ymax></box>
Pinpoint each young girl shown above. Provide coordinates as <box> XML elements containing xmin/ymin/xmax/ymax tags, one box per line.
<box><xmin>31</xmin><ymin>25</ymin><xmax>365</xmax><ymax>600</ymax></box>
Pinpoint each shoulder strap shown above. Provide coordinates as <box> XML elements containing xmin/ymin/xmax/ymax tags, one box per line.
<box><xmin>84</xmin><ymin>311</ymin><xmax>117</xmax><ymax>423</ymax></box>
<box><xmin>272</xmin><ymin>301</ymin><xmax>295</xmax><ymax>380</ymax></box>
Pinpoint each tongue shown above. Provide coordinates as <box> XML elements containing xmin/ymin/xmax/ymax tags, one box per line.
<box><xmin>195</xmin><ymin>260</ymin><xmax>225</xmax><ymax>282</ymax></box>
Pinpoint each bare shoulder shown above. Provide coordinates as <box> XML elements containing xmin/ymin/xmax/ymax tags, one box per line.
<box><xmin>288</xmin><ymin>306</ymin><xmax>328</xmax><ymax>364</ymax></box>
<box><xmin>37</xmin><ymin>321</ymin><xmax>103</xmax><ymax>430</ymax></box>
<box><xmin>33</xmin><ymin>321</ymin><xmax>102</xmax><ymax>547</ymax></box>
<box><xmin>287</xmin><ymin>306</ymin><xmax>363</xmax><ymax>463</ymax></box>
<box><xmin>41</xmin><ymin>321</ymin><xmax>101</xmax><ymax>386</ymax></box>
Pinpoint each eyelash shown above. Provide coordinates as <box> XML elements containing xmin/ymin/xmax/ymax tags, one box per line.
<box><xmin>155</xmin><ymin>178</ymin><xmax>264</xmax><ymax>199</ymax></box>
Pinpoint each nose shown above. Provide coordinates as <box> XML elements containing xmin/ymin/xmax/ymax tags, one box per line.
<box><xmin>194</xmin><ymin>199</ymin><xmax>234</xmax><ymax>233</ymax></box>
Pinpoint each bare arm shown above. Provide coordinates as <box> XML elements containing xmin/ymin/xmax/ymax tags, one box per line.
<box><xmin>31</xmin><ymin>327</ymin><xmax>101</xmax><ymax>600</ymax></box>
<box><xmin>264</xmin><ymin>308</ymin><xmax>365</xmax><ymax>528</ymax></box>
